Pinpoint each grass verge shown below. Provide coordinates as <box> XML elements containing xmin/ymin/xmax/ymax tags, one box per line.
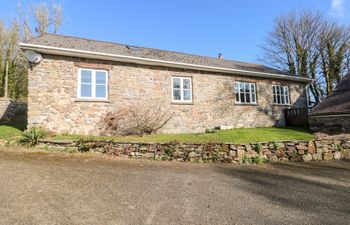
<box><xmin>50</xmin><ymin>127</ymin><xmax>314</xmax><ymax>144</ymax></box>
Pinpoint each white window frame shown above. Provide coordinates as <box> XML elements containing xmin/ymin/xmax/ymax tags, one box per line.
<box><xmin>234</xmin><ymin>81</ymin><xmax>257</xmax><ymax>104</ymax></box>
<box><xmin>77</xmin><ymin>68</ymin><xmax>109</xmax><ymax>100</ymax></box>
<box><xmin>171</xmin><ymin>76</ymin><xmax>193</xmax><ymax>103</ymax></box>
<box><xmin>273</xmin><ymin>85</ymin><xmax>290</xmax><ymax>105</ymax></box>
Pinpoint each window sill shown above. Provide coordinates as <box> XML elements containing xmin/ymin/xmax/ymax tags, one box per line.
<box><xmin>171</xmin><ymin>101</ymin><xmax>194</xmax><ymax>105</ymax></box>
<box><xmin>234</xmin><ymin>103</ymin><xmax>258</xmax><ymax>106</ymax></box>
<box><xmin>273</xmin><ymin>104</ymin><xmax>290</xmax><ymax>106</ymax></box>
<box><xmin>75</xmin><ymin>99</ymin><xmax>110</xmax><ymax>103</ymax></box>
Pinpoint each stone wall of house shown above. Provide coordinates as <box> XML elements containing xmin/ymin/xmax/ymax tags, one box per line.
<box><xmin>38</xmin><ymin>139</ymin><xmax>350</xmax><ymax>163</ymax></box>
<box><xmin>28</xmin><ymin>54</ymin><xmax>307</xmax><ymax>135</ymax></box>
<box><xmin>0</xmin><ymin>98</ymin><xmax>27</xmax><ymax>123</ymax></box>
<box><xmin>309</xmin><ymin>115</ymin><xmax>350</xmax><ymax>133</ymax></box>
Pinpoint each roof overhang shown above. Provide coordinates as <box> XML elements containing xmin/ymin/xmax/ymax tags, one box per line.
<box><xmin>309</xmin><ymin>113</ymin><xmax>350</xmax><ymax>117</ymax></box>
<box><xmin>20</xmin><ymin>43</ymin><xmax>312</xmax><ymax>83</ymax></box>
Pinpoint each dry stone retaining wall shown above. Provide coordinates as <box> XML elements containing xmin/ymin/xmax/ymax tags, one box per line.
<box><xmin>39</xmin><ymin>139</ymin><xmax>350</xmax><ymax>163</ymax></box>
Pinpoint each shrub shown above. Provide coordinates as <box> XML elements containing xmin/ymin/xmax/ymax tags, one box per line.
<box><xmin>162</xmin><ymin>148</ymin><xmax>173</xmax><ymax>160</ymax></box>
<box><xmin>101</xmin><ymin>102</ymin><xmax>173</xmax><ymax>136</ymax></box>
<box><xmin>254</xmin><ymin>143</ymin><xmax>263</xmax><ymax>155</ymax></box>
<box><xmin>20</xmin><ymin>127</ymin><xmax>47</xmax><ymax>147</ymax></box>
<box><xmin>242</xmin><ymin>155</ymin><xmax>252</xmax><ymax>164</ymax></box>
<box><xmin>76</xmin><ymin>137</ymin><xmax>104</xmax><ymax>152</ymax></box>
<box><xmin>336</xmin><ymin>144</ymin><xmax>343</xmax><ymax>152</ymax></box>
<box><xmin>252</xmin><ymin>156</ymin><xmax>268</xmax><ymax>164</ymax></box>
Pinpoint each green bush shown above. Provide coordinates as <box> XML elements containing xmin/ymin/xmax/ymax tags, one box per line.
<box><xmin>336</xmin><ymin>144</ymin><xmax>343</xmax><ymax>152</ymax></box>
<box><xmin>20</xmin><ymin>127</ymin><xmax>47</xmax><ymax>147</ymax></box>
<box><xmin>242</xmin><ymin>155</ymin><xmax>252</xmax><ymax>164</ymax></box>
<box><xmin>252</xmin><ymin>156</ymin><xmax>268</xmax><ymax>164</ymax></box>
<box><xmin>254</xmin><ymin>143</ymin><xmax>263</xmax><ymax>155</ymax></box>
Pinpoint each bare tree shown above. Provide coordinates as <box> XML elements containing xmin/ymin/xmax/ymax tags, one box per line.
<box><xmin>260</xmin><ymin>9</ymin><xmax>350</xmax><ymax>102</ymax></box>
<box><xmin>17</xmin><ymin>1</ymin><xmax>64</xmax><ymax>39</ymax></box>
<box><xmin>33</xmin><ymin>3</ymin><xmax>50</xmax><ymax>36</ymax></box>
<box><xmin>0</xmin><ymin>1</ymin><xmax>64</xmax><ymax>100</ymax></box>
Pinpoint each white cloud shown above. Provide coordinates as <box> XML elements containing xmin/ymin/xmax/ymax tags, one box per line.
<box><xmin>331</xmin><ymin>0</ymin><xmax>345</xmax><ymax>17</ymax></box>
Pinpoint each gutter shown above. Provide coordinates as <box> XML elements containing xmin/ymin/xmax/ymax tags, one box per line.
<box><xmin>19</xmin><ymin>43</ymin><xmax>312</xmax><ymax>83</ymax></box>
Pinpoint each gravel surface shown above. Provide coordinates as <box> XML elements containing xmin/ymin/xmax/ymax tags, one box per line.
<box><xmin>0</xmin><ymin>148</ymin><xmax>349</xmax><ymax>225</ymax></box>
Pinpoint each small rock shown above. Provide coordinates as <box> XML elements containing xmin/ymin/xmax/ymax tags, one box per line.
<box><xmin>229</xmin><ymin>144</ymin><xmax>237</xmax><ymax>150</ymax></box>
<box><xmin>144</xmin><ymin>153</ymin><xmax>154</xmax><ymax>158</ymax></box>
<box><xmin>245</xmin><ymin>144</ymin><xmax>252</xmax><ymax>151</ymax></box>
<box><xmin>334</xmin><ymin>151</ymin><xmax>342</xmax><ymax>160</ymax></box>
<box><xmin>308</xmin><ymin>140</ymin><xmax>316</xmax><ymax>154</ymax></box>
<box><xmin>228</xmin><ymin>150</ymin><xmax>237</xmax><ymax>157</ymax></box>
<box><xmin>302</xmin><ymin>153</ymin><xmax>312</xmax><ymax>161</ymax></box>
<box><xmin>236</xmin><ymin>149</ymin><xmax>245</xmax><ymax>157</ymax></box>
<box><xmin>341</xmin><ymin>150</ymin><xmax>350</xmax><ymax>159</ymax></box>
<box><xmin>188</xmin><ymin>151</ymin><xmax>198</xmax><ymax>158</ymax></box>
<box><xmin>298</xmin><ymin>149</ymin><xmax>305</xmax><ymax>155</ymax></box>
<box><xmin>269</xmin><ymin>155</ymin><xmax>278</xmax><ymax>162</ymax></box>
<box><xmin>323</xmin><ymin>152</ymin><xmax>333</xmax><ymax>160</ymax></box>
<box><xmin>312</xmin><ymin>153</ymin><xmax>322</xmax><ymax>161</ymax></box>
<box><xmin>296</xmin><ymin>145</ymin><xmax>308</xmax><ymax>151</ymax></box>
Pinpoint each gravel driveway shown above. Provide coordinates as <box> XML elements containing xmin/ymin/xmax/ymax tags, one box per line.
<box><xmin>0</xmin><ymin>148</ymin><xmax>349</xmax><ymax>225</ymax></box>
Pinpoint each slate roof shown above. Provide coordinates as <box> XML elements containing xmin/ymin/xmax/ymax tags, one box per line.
<box><xmin>310</xmin><ymin>72</ymin><xmax>350</xmax><ymax>116</ymax></box>
<box><xmin>22</xmin><ymin>33</ymin><xmax>303</xmax><ymax>78</ymax></box>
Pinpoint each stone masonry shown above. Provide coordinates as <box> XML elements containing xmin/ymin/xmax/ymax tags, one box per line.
<box><xmin>38</xmin><ymin>139</ymin><xmax>350</xmax><ymax>163</ymax></box>
<box><xmin>28</xmin><ymin>54</ymin><xmax>307</xmax><ymax>135</ymax></box>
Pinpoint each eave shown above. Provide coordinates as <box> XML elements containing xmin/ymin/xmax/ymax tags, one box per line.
<box><xmin>20</xmin><ymin>43</ymin><xmax>313</xmax><ymax>83</ymax></box>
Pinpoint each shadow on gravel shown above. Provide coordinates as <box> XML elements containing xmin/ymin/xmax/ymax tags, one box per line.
<box><xmin>217</xmin><ymin>161</ymin><xmax>350</xmax><ymax>225</ymax></box>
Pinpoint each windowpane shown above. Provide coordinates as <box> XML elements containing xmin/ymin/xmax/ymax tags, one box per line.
<box><xmin>235</xmin><ymin>93</ymin><xmax>240</xmax><ymax>102</ymax></box>
<box><xmin>172</xmin><ymin>77</ymin><xmax>192</xmax><ymax>102</ymax></box>
<box><xmin>234</xmin><ymin>82</ymin><xmax>239</xmax><ymax>102</ymax></box>
<box><xmin>235</xmin><ymin>82</ymin><xmax>256</xmax><ymax>104</ymax></box>
<box><xmin>173</xmin><ymin>89</ymin><xmax>181</xmax><ymax>100</ymax></box>
<box><xmin>78</xmin><ymin>69</ymin><xmax>108</xmax><ymax>99</ymax></box>
<box><xmin>240</xmin><ymin>83</ymin><xmax>245</xmax><ymax>93</ymax></box>
<box><xmin>251</xmin><ymin>84</ymin><xmax>255</xmax><ymax>92</ymax></box>
<box><xmin>245</xmin><ymin>93</ymin><xmax>250</xmax><ymax>103</ymax></box>
<box><xmin>251</xmin><ymin>93</ymin><xmax>256</xmax><ymax>103</ymax></box>
<box><xmin>96</xmin><ymin>71</ymin><xmax>107</xmax><ymax>84</ymax></box>
<box><xmin>81</xmin><ymin>84</ymin><xmax>92</xmax><ymax>97</ymax></box>
<box><xmin>96</xmin><ymin>85</ymin><xmax>106</xmax><ymax>98</ymax></box>
<box><xmin>240</xmin><ymin>93</ymin><xmax>245</xmax><ymax>103</ymax></box>
<box><xmin>273</xmin><ymin>85</ymin><xmax>289</xmax><ymax>105</ymax></box>
<box><xmin>285</xmin><ymin>87</ymin><xmax>289</xmax><ymax>104</ymax></box>
<box><xmin>183</xmin><ymin>90</ymin><xmax>191</xmax><ymax>101</ymax></box>
<box><xmin>183</xmin><ymin>79</ymin><xmax>191</xmax><ymax>89</ymax></box>
<box><xmin>81</xmin><ymin>70</ymin><xmax>92</xmax><ymax>83</ymax></box>
<box><xmin>173</xmin><ymin>78</ymin><xmax>180</xmax><ymax>89</ymax></box>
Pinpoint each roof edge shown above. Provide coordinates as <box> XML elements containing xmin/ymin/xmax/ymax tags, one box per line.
<box><xmin>309</xmin><ymin>112</ymin><xmax>350</xmax><ymax>117</ymax></box>
<box><xmin>20</xmin><ymin>43</ymin><xmax>312</xmax><ymax>83</ymax></box>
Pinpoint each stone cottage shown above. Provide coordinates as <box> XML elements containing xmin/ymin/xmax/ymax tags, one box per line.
<box><xmin>309</xmin><ymin>72</ymin><xmax>350</xmax><ymax>133</ymax></box>
<box><xmin>20</xmin><ymin>34</ymin><xmax>311</xmax><ymax>135</ymax></box>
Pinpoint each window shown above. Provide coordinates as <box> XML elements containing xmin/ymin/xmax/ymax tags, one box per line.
<box><xmin>77</xmin><ymin>68</ymin><xmax>108</xmax><ymax>100</ymax></box>
<box><xmin>273</xmin><ymin>85</ymin><xmax>290</xmax><ymax>105</ymax></box>
<box><xmin>234</xmin><ymin>81</ymin><xmax>257</xmax><ymax>104</ymax></box>
<box><xmin>172</xmin><ymin>77</ymin><xmax>192</xmax><ymax>103</ymax></box>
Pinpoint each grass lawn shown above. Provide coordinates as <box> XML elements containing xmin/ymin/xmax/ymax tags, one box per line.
<box><xmin>51</xmin><ymin>127</ymin><xmax>314</xmax><ymax>144</ymax></box>
<box><xmin>0</xmin><ymin>122</ymin><xmax>26</xmax><ymax>141</ymax></box>
<box><xmin>0</xmin><ymin>121</ymin><xmax>314</xmax><ymax>144</ymax></box>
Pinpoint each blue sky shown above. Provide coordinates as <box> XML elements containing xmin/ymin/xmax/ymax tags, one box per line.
<box><xmin>1</xmin><ymin>0</ymin><xmax>349</xmax><ymax>63</ymax></box>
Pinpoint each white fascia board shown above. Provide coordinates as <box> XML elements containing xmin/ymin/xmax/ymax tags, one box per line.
<box><xmin>20</xmin><ymin>43</ymin><xmax>312</xmax><ymax>83</ymax></box>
